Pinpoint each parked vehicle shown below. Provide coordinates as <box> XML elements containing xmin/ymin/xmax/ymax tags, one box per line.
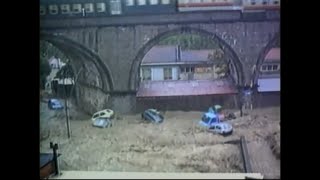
<box><xmin>208</xmin><ymin>122</ymin><xmax>233</xmax><ymax>136</ymax></box>
<box><xmin>91</xmin><ymin>109</ymin><xmax>114</xmax><ymax>122</ymax></box>
<box><xmin>141</xmin><ymin>109</ymin><xmax>164</xmax><ymax>123</ymax></box>
<box><xmin>92</xmin><ymin>118</ymin><xmax>112</xmax><ymax>128</ymax></box>
<box><xmin>48</xmin><ymin>99</ymin><xmax>64</xmax><ymax>110</ymax></box>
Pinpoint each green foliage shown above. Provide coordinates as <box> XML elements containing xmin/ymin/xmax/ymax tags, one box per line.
<box><xmin>40</xmin><ymin>41</ymin><xmax>68</xmax><ymax>62</ymax></box>
<box><xmin>208</xmin><ymin>49</ymin><xmax>228</xmax><ymax>76</ymax></box>
<box><xmin>40</xmin><ymin>41</ymin><xmax>68</xmax><ymax>89</ymax></box>
<box><xmin>158</xmin><ymin>34</ymin><xmax>219</xmax><ymax>50</ymax></box>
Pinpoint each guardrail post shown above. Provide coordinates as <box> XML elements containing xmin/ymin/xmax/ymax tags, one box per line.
<box><xmin>240</xmin><ymin>136</ymin><xmax>252</xmax><ymax>173</ymax></box>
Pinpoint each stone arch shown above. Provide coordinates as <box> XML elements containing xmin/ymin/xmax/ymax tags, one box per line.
<box><xmin>252</xmin><ymin>32</ymin><xmax>280</xmax><ymax>85</ymax></box>
<box><xmin>128</xmin><ymin>26</ymin><xmax>245</xmax><ymax>91</ymax></box>
<box><xmin>40</xmin><ymin>32</ymin><xmax>114</xmax><ymax>91</ymax></box>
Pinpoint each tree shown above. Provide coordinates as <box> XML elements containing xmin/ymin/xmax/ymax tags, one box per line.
<box><xmin>208</xmin><ymin>49</ymin><xmax>228</xmax><ymax>78</ymax></box>
<box><xmin>158</xmin><ymin>34</ymin><xmax>219</xmax><ymax>50</ymax></box>
<box><xmin>40</xmin><ymin>41</ymin><xmax>68</xmax><ymax>63</ymax></box>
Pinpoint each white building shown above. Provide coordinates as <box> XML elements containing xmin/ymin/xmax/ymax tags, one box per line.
<box><xmin>140</xmin><ymin>45</ymin><xmax>217</xmax><ymax>82</ymax></box>
<box><xmin>48</xmin><ymin>56</ymin><xmax>66</xmax><ymax>69</ymax></box>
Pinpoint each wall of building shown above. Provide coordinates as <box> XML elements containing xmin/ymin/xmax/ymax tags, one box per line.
<box><xmin>152</xmin><ymin>67</ymin><xmax>164</xmax><ymax>81</ymax></box>
<box><xmin>136</xmin><ymin>94</ymin><xmax>238</xmax><ymax>112</ymax></box>
<box><xmin>254</xmin><ymin>92</ymin><xmax>280</xmax><ymax>108</ymax></box>
<box><xmin>141</xmin><ymin>66</ymin><xmax>179</xmax><ymax>81</ymax></box>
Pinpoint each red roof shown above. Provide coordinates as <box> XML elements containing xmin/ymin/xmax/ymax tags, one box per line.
<box><xmin>181</xmin><ymin>50</ymin><xmax>212</xmax><ymax>62</ymax></box>
<box><xmin>264</xmin><ymin>48</ymin><xmax>280</xmax><ymax>62</ymax></box>
<box><xmin>142</xmin><ymin>45</ymin><xmax>177</xmax><ymax>63</ymax></box>
<box><xmin>136</xmin><ymin>79</ymin><xmax>238</xmax><ymax>98</ymax></box>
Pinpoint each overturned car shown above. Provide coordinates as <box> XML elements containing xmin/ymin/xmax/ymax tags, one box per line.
<box><xmin>92</xmin><ymin>118</ymin><xmax>112</xmax><ymax>128</ymax></box>
<box><xmin>141</xmin><ymin>109</ymin><xmax>164</xmax><ymax>124</ymax></box>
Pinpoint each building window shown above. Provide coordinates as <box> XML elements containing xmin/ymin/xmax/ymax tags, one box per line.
<box><xmin>126</xmin><ymin>0</ymin><xmax>135</xmax><ymax>6</ymax></box>
<box><xmin>84</xmin><ymin>3</ymin><xmax>94</xmax><ymax>13</ymax></box>
<box><xmin>262</xmin><ymin>0</ymin><xmax>268</xmax><ymax>5</ymax></box>
<box><xmin>181</xmin><ymin>66</ymin><xmax>195</xmax><ymax>73</ymax></box>
<box><xmin>261</xmin><ymin>64</ymin><xmax>280</xmax><ymax>72</ymax></box>
<box><xmin>251</xmin><ymin>0</ymin><xmax>256</xmax><ymax>5</ymax></box>
<box><xmin>72</xmin><ymin>4</ymin><xmax>82</xmax><ymax>13</ymax></box>
<box><xmin>96</xmin><ymin>3</ymin><xmax>106</xmax><ymax>12</ymax></box>
<box><xmin>138</xmin><ymin>0</ymin><xmax>147</xmax><ymax>5</ymax></box>
<box><xmin>161</xmin><ymin>0</ymin><xmax>170</xmax><ymax>4</ymax></box>
<box><xmin>149</xmin><ymin>0</ymin><xmax>159</xmax><ymax>5</ymax></box>
<box><xmin>110</xmin><ymin>0</ymin><xmax>122</xmax><ymax>15</ymax></box>
<box><xmin>142</xmin><ymin>68</ymin><xmax>151</xmax><ymax>80</ymax></box>
<box><xmin>49</xmin><ymin>5</ymin><xmax>59</xmax><ymax>15</ymax></box>
<box><xmin>164</xmin><ymin>68</ymin><xmax>173</xmax><ymax>80</ymax></box>
<box><xmin>60</xmin><ymin>4</ymin><xmax>70</xmax><ymax>14</ymax></box>
<box><xmin>40</xmin><ymin>6</ymin><xmax>46</xmax><ymax>15</ymax></box>
<box><xmin>179</xmin><ymin>0</ymin><xmax>188</xmax><ymax>3</ymax></box>
<box><xmin>273</xmin><ymin>0</ymin><xmax>279</xmax><ymax>4</ymax></box>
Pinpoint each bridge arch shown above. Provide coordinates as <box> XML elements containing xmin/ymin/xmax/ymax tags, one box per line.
<box><xmin>40</xmin><ymin>32</ymin><xmax>114</xmax><ymax>92</ymax></box>
<box><xmin>252</xmin><ymin>32</ymin><xmax>280</xmax><ymax>85</ymax></box>
<box><xmin>128</xmin><ymin>27</ymin><xmax>245</xmax><ymax>91</ymax></box>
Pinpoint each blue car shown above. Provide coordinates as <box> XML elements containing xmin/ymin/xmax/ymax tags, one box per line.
<box><xmin>48</xmin><ymin>99</ymin><xmax>64</xmax><ymax>110</ymax></box>
<box><xmin>198</xmin><ymin>112</ymin><xmax>220</xmax><ymax>128</ymax></box>
<box><xmin>141</xmin><ymin>109</ymin><xmax>164</xmax><ymax>124</ymax></box>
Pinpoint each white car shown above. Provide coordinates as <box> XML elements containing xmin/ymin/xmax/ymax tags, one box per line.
<box><xmin>91</xmin><ymin>109</ymin><xmax>114</xmax><ymax>122</ymax></box>
<box><xmin>92</xmin><ymin>118</ymin><xmax>112</xmax><ymax>128</ymax></box>
<box><xmin>208</xmin><ymin>122</ymin><xmax>233</xmax><ymax>136</ymax></box>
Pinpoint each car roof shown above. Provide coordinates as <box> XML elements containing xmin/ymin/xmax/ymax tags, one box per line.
<box><xmin>94</xmin><ymin>109</ymin><xmax>112</xmax><ymax>114</ymax></box>
<box><xmin>50</xmin><ymin>99</ymin><xmax>60</xmax><ymax>103</ymax></box>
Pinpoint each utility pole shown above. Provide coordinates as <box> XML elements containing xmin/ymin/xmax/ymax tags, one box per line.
<box><xmin>63</xmin><ymin>66</ymin><xmax>71</xmax><ymax>139</ymax></box>
<box><xmin>63</xmin><ymin>62</ymin><xmax>83</xmax><ymax>139</ymax></box>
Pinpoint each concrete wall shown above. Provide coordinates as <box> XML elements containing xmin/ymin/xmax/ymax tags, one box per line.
<box><xmin>75</xmin><ymin>85</ymin><xmax>110</xmax><ymax>115</ymax></box>
<box><xmin>254</xmin><ymin>92</ymin><xmax>280</xmax><ymax>108</ymax></box>
<box><xmin>46</xmin><ymin>20</ymin><xmax>279</xmax><ymax>91</ymax></box>
<box><xmin>109</xmin><ymin>94</ymin><xmax>137</xmax><ymax>114</ymax></box>
<box><xmin>136</xmin><ymin>94</ymin><xmax>238</xmax><ymax>112</ymax></box>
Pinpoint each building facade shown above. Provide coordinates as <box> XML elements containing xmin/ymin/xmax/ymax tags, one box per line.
<box><xmin>140</xmin><ymin>45</ymin><xmax>226</xmax><ymax>82</ymax></box>
<box><xmin>257</xmin><ymin>48</ymin><xmax>280</xmax><ymax>93</ymax></box>
<box><xmin>255</xmin><ymin>47</ymin><xmax>280</xmax><ymax>107</ymax></box>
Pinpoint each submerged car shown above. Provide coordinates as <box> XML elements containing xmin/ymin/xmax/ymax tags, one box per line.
<box><xmin>141</xmin><ymin>109</ymin><xmax>164</xmax><ymax>123</ymax></box>
<box><xmin>91</xmin><ymin>109</ymin><xmax>114</xmax><ymax>122</ymax></box>
<box><xmin>208</xmin><ymin>122</ymin><xmax>233</xmax><ymax>136</ymax></box>
<box><xmin>48</xmin><ymin>99</ymin><xmax>63</xmax><ymax>110</ymax></box>
<box><xmin>198</xmin><ymin>112</ymin><xmax>220</xmax><ymax>128</ymax></box>
<box><xmin>92</xmin><ymin>118</ymin><xmax>112</xmax><ymax>128</ymax></box>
